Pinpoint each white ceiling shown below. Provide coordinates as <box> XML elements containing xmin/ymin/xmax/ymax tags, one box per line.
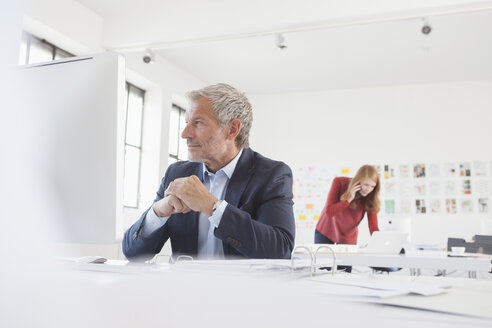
<box><xmin>76</xmin><ymin>0</ymin><xmax>492</xmax><ymax>94</ymax></box>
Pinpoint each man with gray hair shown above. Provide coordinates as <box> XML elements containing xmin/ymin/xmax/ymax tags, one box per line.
<box><xmin>123</xmin><ymin>83</ymin><xmax>295</xmax><ymax>260</ymax></box>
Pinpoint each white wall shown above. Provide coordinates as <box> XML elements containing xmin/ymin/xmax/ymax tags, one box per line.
<box><xmin>22</xmin><ymin>0</ymin><xmax>205</xmax><ymax>258</ymax></box>
<box><xmin>249</xmin><ymin>80</ymin><xmax>492</xmax><ymax>247</ymax></box>
<box><xmin>23</xmin><ymin>0</ymin><xmax>105</xmax><ymax>54</ymax></box>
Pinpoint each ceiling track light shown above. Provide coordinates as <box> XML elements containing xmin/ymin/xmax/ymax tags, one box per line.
<box><xmin>275</xmin><ymin>34</ymin><xmax>287</xmax><ymax>50</ymax></box>
<box><xmin>421</xmin><ymin>17</ymin><xmax>432</xmax><ymax>35</ymax></box>
<box><xmin>111</xmin><ymin>6</ymin><xmax>492</xmax><ymax>52</ymax></box>
<box><xmin>142</xmin><ymin>49</ymin><xmax>155</xmax><ymax>64</ymax></box>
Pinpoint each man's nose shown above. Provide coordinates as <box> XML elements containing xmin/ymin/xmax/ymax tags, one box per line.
<box><xmin>181</xmin><ymin>123</ymin><xmax>191</xmax><ymax>139</ymax></box>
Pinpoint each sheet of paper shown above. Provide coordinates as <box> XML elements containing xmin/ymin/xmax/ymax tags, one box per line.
<box><xmin>307</xmin><ymin>274</ymin><xmax>450</xmax><ymax>298</ymax></box>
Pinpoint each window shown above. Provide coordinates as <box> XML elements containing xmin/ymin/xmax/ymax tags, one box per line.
<box><xmin>19</xmin><ymin>31</ymin><xmax>146</xmax><ymax>208</ymax></box>
<box><xmin>18</xmin><ymin>32</ymin><xmax>74</xmax><ymax>65</ymax></box>
<box><xmin>168</xmin><ymin>104</ymin><xmax>188</xmax><ymax>166</ymax></box>
<box><xmin>123</xmin><ymin>83</ymin><xmax>145</xmax><ymax>208</ymax></box>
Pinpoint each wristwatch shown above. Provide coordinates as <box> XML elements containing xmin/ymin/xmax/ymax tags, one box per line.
<box><xmin>212</xmin><ymin>199</ymin><xmax>223</xmax><ymax>214</ymax></box>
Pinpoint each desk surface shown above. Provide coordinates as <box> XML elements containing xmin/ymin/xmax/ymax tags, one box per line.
<box><xmin>3</xmin><ymin>258</ymin><xmax>492</xmax><ymax>328</ymax></box>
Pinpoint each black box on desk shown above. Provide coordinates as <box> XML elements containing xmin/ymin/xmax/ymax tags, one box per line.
<box><xmin>447</xmin><ymin>235</ymin><xmax>492</xmax><ymax>254</ymax></box>
<box><xmin>473</xmin><ymin>235</ymin><xmax>492</xmax><ymax>254</ymax></box>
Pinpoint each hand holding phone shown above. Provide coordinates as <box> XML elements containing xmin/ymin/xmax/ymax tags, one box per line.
<box><xmin>348</xmin><ymin>183</ymin><xmax>362</xmax><ymax>202</ymax></box>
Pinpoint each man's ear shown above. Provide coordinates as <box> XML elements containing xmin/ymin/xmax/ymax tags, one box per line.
<box><xmin>227</xmin><ymin>119</ymin><xmax>241</xmax><ymax>140</ymax></box>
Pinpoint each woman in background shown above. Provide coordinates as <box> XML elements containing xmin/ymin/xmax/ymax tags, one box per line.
<box><xmin>315</xmin><ymin>165</ymin><xmax>381</xmax><ymax>272</ymax></box>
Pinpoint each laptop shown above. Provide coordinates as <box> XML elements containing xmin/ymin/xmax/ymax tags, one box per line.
<box><xmin>362</xmin><ymin>231</ymin><xmax>408</xmax><ymax>254</ymax></box>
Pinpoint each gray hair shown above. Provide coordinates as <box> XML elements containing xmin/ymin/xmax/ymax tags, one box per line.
<box><xmin>187</xmin><ymin>83</ymin><xmax>253</xmax><ymax>148</ymax></box>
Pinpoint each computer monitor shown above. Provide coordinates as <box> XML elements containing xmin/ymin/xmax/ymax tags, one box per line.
<box><xmin>378</xmin><ymin>215</ymin><xmax>411</xmax><ymax>243</ymax></box>
<box><xmin>19</xmin><ymin>52</ymin><xmax>125</xmax><ymax>244</ymax></box>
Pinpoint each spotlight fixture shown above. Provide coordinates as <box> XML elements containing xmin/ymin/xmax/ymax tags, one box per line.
<box><xmin>421</xmin><ymin>18</ymin><xmax>432</xmax><ymax>35</ymax></box>
<box><xmin>142</xmin><ymin>49</ymin><xmax>155</xmax><ymax>64</ymax></box>
<box><xmin>275</xmin><ymin>34</ymin><xmax>287</xmax><ymax>50</ymax></box>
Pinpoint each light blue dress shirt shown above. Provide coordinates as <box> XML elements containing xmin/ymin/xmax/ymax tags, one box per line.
<box><xmin>141</xmin><ymin>148</ymin><xmax>243</xmax><ymax>259</ymax></box>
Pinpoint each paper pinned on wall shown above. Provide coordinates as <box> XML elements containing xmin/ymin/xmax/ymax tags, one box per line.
<box><xmin>462</xmin><ymin>180</ymin><xmax>472</xmax><ymax>195</ymax></box>
<box><xmin>428</xmin><ymin>164</ymin><xmax>440</xmax><ymax>178</ymax></box>
<box><xmin>293</xmin><ymin>166</ymin><xmax>341</xmax><ymax>230</ymax></box>
<box><xmin>384</xmin><ymin>164</ymin><xmax>395</xmax><ymax>179</ymax></box>
<box><xmin>474</xmin><ymin>180</ymin><xmax>489</xmax><ymax>194</ymax></box>
<box><xmin>459</xmin><ymin>162</ymin><xmax>471</xmax><ymax>177</ymax></box>
<box><xmin>384</xmin><ymin>182</ymin><xmax>396</xmax><ymax>196</ymax></box>
<box><xmin>398</xmin><ymin>165</ymin><xmax>410</xmax><ymax>178</ymax></box>
<box><xmin>429</xmin><ymin>181</ymin><xmax>440</xmax><ymax>195</ymax></box>
<box><xmin>373</xmin><ymin>164</ymin><xmax>382</xmax><ymax>178</ymax></box>
<box><xmin>429</xmin><ymin>199</ymin><xmax>441</xmax><ymax>213</ymax></box>
<box><xmin>473</xmin><ymin>161</ymin><xmax>487</xmax><ymax>176</ymax></box>
<box><xmin>416</xmin><ymin>199</ymin><xmax>426</xmax><ymax>214</ymax></box>
<box><xmin>398</xmin><ymin>181</ymin><xmax>412</xmax><ymax>197</ymax></box>
<box><xmin>446</xmin><ymin>198</ymin><xmax>457</xmax><ymax>214</ymax></box>
<box><xmin>478</xmin><ymin>198</ymin><xmax>489</xmax><ymax>213</ymax></box>
<box><xmin>461</xmin><ymin>199</ymin><xmax>473</xmax><ymax>213</ymax></box>
<box><xmin>414</xmin><ymin>164</ymin><xmax>426</xmax><ymax>178</ymax></box>
<box><xmin>444</xmin><ymin>163</ymin><xmax>456</xmax><ymax>177</ymax></box>
<box><xmin>399</xmin><ymin>199</ymin><xmax>411</xmax><ymax>214</ymax></box>
<box><xmin>444</xmin><ymin>180</ymin><xmax>456</xmax><ymax>195</ymax></box>
<box><xmin>385</xmin><ymin>200</ymin><xmax>395</xmax><ymax>214</ymax></box>
<box><xmin>414</xmin><ymin>181</ymin><xmax>426</xmax><ymax>196</ymax></box>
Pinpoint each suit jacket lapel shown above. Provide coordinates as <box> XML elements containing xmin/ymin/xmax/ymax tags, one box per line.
<box><xmin>222</xmin><ymin>148</ymin><xmax>254</xmax><ymax>256</ymax></box>
<box><xmin>224</xmin><ymin>148</ymin><xmax>254</xmax><ymax>207</ymax></box>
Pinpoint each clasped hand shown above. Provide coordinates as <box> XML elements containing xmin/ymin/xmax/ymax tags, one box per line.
<box><xmin>153</xmin><ymin>175</ymin><xmax>217</xmax><ymax>217</ymax></box>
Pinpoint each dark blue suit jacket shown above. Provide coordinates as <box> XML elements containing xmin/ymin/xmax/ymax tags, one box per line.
<box><xmin>122</xmin><ymin>148</ymin><xmax>295</xmax><ymax>260</ymax></box>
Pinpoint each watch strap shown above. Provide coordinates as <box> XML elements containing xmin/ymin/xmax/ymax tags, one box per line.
<box><xmin>212</xmin><ymin>199</ymin><xmax>223</xmax><ymax>214</ymax></box>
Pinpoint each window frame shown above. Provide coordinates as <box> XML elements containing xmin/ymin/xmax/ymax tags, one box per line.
<box><xmin>123</xmin><ymin>83</ymin><xmax>146</xmax><ymax>208</ymax></box>
<box><xmin>19</xmin><ymin>31</ymin><xmax>74</xmax><ymax>65</ymax></box>
<box><xmin>169</xmin><ymin>104</ymin><xmax>187</xmax><ymax>164</ymax></box>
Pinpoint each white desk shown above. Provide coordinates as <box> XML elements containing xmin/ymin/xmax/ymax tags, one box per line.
<box><xmin>3</xmin><ymin>258</ymin><xmax>492</xmax><ymax>328</ymax></box>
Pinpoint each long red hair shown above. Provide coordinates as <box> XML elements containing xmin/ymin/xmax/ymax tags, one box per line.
<box><xmin>341</xmin><ymin>165</ymin><xmax>380</xmax><ymax>212</ymax></box>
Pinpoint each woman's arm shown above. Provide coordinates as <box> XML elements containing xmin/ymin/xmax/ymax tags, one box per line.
<box><xmin>367</xmin><ymin>211</ymin><xmax>379</xmax><ymax>235</ymax></box>
<box><xmin>320</xmin><ymin>178</ymin><xmax>351</xmax><ymax>218</ymax></box>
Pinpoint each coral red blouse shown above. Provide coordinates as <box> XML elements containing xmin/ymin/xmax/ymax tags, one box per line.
<box><xmin>316</xmin><ymin>177</ymin><xmax>379</xmax><ymax>244</ymax></box>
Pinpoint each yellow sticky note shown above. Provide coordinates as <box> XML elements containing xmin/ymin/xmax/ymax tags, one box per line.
<box><xmin>299</xmin><ymin>215</ymin><xmax>306</xmax><ymax>221</ymax></box>
<box><xmin>341</xmin><ymin>168</ymin><xmax>349</xmax><ymax>174</ymax></box>
<box><xmin>313</xmin><ymin>215</ymin><xmax>320</xmax><ymax>221</ymax></box>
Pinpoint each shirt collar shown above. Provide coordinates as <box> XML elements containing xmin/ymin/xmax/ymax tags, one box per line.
<box><xmin>202</xmin><ymin>148</ymin><xmax>244</xmax><ymax>180</ymax></box>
